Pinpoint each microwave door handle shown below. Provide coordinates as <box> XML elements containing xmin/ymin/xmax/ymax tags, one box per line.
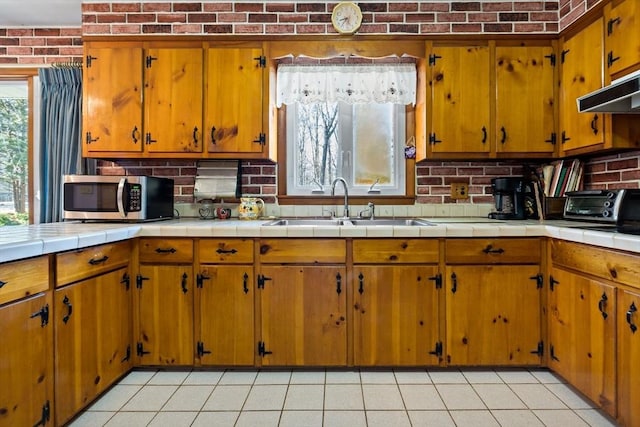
<box><xmin>117</xmin><ymin>178</ymin><xmax>127</xmax><ymax>218</ymax></box>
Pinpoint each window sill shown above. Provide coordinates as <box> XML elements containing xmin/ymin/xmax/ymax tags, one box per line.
<box><xmin>277</xmin><ymin>195</ymin><xmax>416</xmax><ymax>205</ymax></box>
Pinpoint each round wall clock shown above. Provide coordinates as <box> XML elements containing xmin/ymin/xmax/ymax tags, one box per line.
<box><xmin>331</xmin><ymin>2</ymin><xmax>363</xmax><ymax>35</ymax></box>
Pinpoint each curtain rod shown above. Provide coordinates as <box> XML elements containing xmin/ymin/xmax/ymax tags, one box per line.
<box><xmin>51</xmin><ymin>61</ymin><xmax>82</xmax><ymax>69</ymax></box>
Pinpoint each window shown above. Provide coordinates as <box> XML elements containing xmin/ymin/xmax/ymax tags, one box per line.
<box><xmin>277</xmin><ymin>63</ymin><xmax>416</xmax><ymax>200</ymax></box>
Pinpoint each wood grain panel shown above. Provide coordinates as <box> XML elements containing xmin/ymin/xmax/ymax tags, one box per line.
<box><xmin>56</xmin><ymin>241</ymin><xmax>131</xmax><ymax>287</ymax></box>
<box><xmin>352</xmin><ymin>239</ymin><xmax>439</xmax><ymax>264</ymax></box>
<box><xmin>199</xmin><ymin>238</ymin><xmax>254</xmax><ymax>264</ymax></box>
<box><xmin>259</xmin><ymin>239</ymin><xmax>346</xmax><ymax>264</ymax></box>
<box><xmin>0</xmin><ymin>255</ymin><xmax>49</xmax><ymax>305</ymax></box>
<box><xmin>445</xmin><ymin>238</ymin><xmax>541</xmax><ymax>264</ymax></box>
<box><xmin>139</xmin><ymin>238</ymin><xmax>193</xmax><ymax>263</ymax></box>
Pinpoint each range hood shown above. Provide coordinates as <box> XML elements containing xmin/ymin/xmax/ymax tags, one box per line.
<box><xmin>577</xmin><ymin>70</ymin><xmax>640</xmax><ymax>113</ymax></box>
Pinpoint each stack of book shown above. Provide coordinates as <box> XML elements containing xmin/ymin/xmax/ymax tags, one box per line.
<box><xmin>541</xmin><ymin>159</ymin><xmax>584</xmax><ymax>197</ymax></box>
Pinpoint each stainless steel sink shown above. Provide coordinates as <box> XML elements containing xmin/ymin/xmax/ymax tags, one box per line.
<box><xmin>349</xmin><ymin>218</ymin><xmax>434</xmax><ymax>226</ymax></box>
<box><xmin>262</xmin><ymin>218</ymin><xmax>433</xmax><ymax>226</ymax></box>
<box><xmin>262</xmin><ymin>218</ymin><xmax>348</xmax><ymax>226</ymax></box>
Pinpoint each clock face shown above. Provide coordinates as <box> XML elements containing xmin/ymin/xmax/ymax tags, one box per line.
<box><xmin>331</xmin><ymin>2</ymin><xmax>363</xmax><ymax>35</ymax></box>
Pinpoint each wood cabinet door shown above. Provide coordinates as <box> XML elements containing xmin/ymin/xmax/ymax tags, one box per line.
<box><xmin>445</xmin><ymin>265</ymin><xmax>542</xmax><ymax>366</ymax></box>
<box><xmin>605</xmin><ymin>0</ymin><xmax>640</xmax><ymax>76</ymax></box>
<box><xmin>83</xmin><ymin>46</ymin><xmax>143</xmax><ymax>154</ymax></box>
<box><xmin>429</xmin><ymin>46</ymin><xmax>491</xmax><ymax>154</ymax></box>
<box><xmin>495</xmin><ymin>45</ymin><xmax>555</xmax><ymax>155</ymax></box>
<box><xmin>259</xmin><ymin>266</ymin><xmax>347</xmax><ymax>366</ymax></box>
<box><xmin>54</xmin><ymin>267</ymin><xmax>132</xmax><ymax>426</ymax></box>
<box><xmin>137</xmin><ymin>265</ymin><xmax>194</xmax><ymax>365</ymax></box>
<box><xmin>617</xmin><ymin>288</ymin><xmax>640</xmax><ymax>427</ymax></box>
<box><xmin>0</xmin><ymin>294</ymin><xmax>52</xmax><ymax>427</ymax></box>
<box><xmin>353</xmin><ymin>265</ymin><xmax>441</xmax><ymax>366</ymax></box>
<box><xmin>560</xmin><ymin>18</ymin><xmax>606</xmax><ymax>154</ymax></box>
<box><xmin>145</xmin><ymin>48</ymin><xmax>204</xmax><ymax>153</ymax></box>
<box><xmin>198</xmin><ymin>266</ymin><xmax>254</xmax><ymax>366</ymax></box>
<box><xmin>548</xmin><ymin>267</ymin><xmax>616</xmax><ymax>416</ymax></box>
<box><xmin>205</xmin><ymin>48</ymin><xmax>265</xmax><ymax>155</ymax></box>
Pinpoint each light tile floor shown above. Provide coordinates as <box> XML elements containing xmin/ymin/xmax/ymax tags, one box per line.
<box><xmin>69</xmin><ymin>368</ymin><xmax>619</xmax><ymax>427</ymax></box>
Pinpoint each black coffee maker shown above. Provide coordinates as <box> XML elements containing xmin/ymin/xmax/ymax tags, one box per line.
<box><xmin>488</xmin><ymin>177</ymin><xmax>526</xmax><ymax>220</ymax></box>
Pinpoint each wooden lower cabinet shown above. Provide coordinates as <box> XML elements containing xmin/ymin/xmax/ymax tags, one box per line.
<box><xmin>0</xmin><ymin>293</ymin><xmax>53</xmax><ymax>427</ymax></box>
<box><xmin>445</xmin><ymin>265</ymin><xmax>542</xmax><ymax>366</ymax></box>
<box><xmin>353</xmin><ymin>265</ymin><xmax>441</xmax><ymax>366</ymax></box>
<box><xmin>54</xmin><ymin>267</ymin><xmax>132</xmax><ymax>426</ymax></box>
<box><xmin>617</xmin><ymin>288</ymin><xmax>640</xmax><ymax>427</ymax></box>
<box><xmin>548</xmin><ymin>266</ymin><xmax>616</xmax><ymax>416</ymax></box>
<box><xmin>258</xmin><ymin>265</ymin><xmax>347</xmax><ymax>366</ymax></box>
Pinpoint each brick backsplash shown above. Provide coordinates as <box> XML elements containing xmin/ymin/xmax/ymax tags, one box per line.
<box><xmin>584</xmin><ymin>151</ymin><xmax>640</xmax><ymax>190</ymax></box>
<box><xmin>0</xmin><ymin>28</ymin><xmax>82</xmax><ymax>64</ymax></box>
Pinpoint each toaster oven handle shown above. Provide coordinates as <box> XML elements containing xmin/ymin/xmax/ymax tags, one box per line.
<box><xmin>117</xmin><ymin>178</ymin><xmax>127</xmax><ymax>217</ymax></box>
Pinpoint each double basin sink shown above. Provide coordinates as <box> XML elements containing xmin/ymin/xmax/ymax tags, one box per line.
<box><xmin>262</xmin><ymin>218</ymin><xmax>434</xmax><ymax>227</ymax></box>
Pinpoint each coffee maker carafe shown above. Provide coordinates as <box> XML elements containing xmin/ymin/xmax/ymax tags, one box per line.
<box><xmin>489</xmin><ymin>177</ymin><xmax>526</xmax><ymax>220</ymax></box>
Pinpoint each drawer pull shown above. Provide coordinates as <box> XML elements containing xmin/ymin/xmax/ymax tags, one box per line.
<box><xmin>155</xmin><ymin>247</ymin><xmax>177</xmax><ymax>254</ymax></box>
<box><xmin>358</xmin><ymin>273</ymin><xmax>364</xmax><ymax>294</ymax></box>
<box><xmin>598</xmin><ymin>293</ymin><xmax>609</xmax><ymax>319</ymax></box>
<box><xmin>181</xmin><ymin>273</ymin><xmax>188</xmax><ymax>294</ymax></box>
<box><xmin>0</xmin><ymin>280</ymin><xmax>6</xmax><ymax>288</ymax></box>
<box><xmin>216</xmin><ymin>248</ymin><xmax>238</xmax><ymax>254</ymax></box>
<box><xmin>482</xmin><ymin>244</ymin><xmax>504</xmax><ymax>254</ymax></box>
<box><xmin>626</xmin><ymin>302</ymin><xmax>638</xmax><ymax>333</ymax></box>
<box><xmin>451</xmin><ymin>272</ymin><xmax>458</xmax><ymax>294</ymax></box>
<box><xmin>88</xmin><ymin>255</ymin><xmax>108</xmax><ymax>265</ymax></box>
<box><xmin>336</xmin><ymin>273</ymin><xmax>342</xmax><ymax>295</ymax></box>
<box><xmin>243</xmin><ymin>273</ymin><xmax>249</xmax><ymax>294</ymax></box>
<box><xmin>62</xmin><ymin>296</ymin><xmax>73</xmax><ymax>324</ymax></box>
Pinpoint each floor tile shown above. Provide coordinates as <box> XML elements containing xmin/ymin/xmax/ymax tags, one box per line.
<box><xmin>280</xmin><ymin>410</ymin><xmax>323</xmax><ymax>427</ymax></box>
<box><xmin>394</xmin><ymin>369</ymin><xmax>431</xmax><ymax>384</ymax></box>
<box><xmin>87</xmin><ymin>385</ymin><xmax>141</xmax><ymax>411</ymax></box>
<box><xmin>399</xmin><ymin>384</ymin><xmax>446</xmax><ymax>410</ymax></box>
<box><xmin>323</xmin><ymin>410</ymin><xmax>367</xmax><ymax>427</ymax></box>
<box><xmin>284</xmin><ymin>384</ymin><xmax>325</xmax><ymax>410</ymax></box>
<box><xmin>191</xmin><ymin>411</ymin><xmax>239</xmax><ymax>427</ymax></box>
<box><xmin>362</xmin><ymin>384</ymin><xmax>404</xmax><ymax>409</ymax></box>
<box><xmin>492</xmin><ymin>409</ymin><xmax>545</xmax><ymax>426</ymax></box>
<box><xmin>324</xmin><ymin>384</ymin><xmax>364</xmax><ymax>410</ymax></box>
<box><xmin>120</xmin><ymin>385</ymin><xmax>177</xmax><ymax>411</ymax></box>
<box><xmin>235</xmin><ymin>410</ymin><xmax>281</xmax><ymax>427</ymax></box>
<box><xmin>183</xmin><ymin>370</ymin><xmax>224</xmax><ymax>385</ymax></box>
<box><xmin>529</xmin><ymin>369</ymin><xmax>565</xmax><ymax>384</ymax></box>
<box><xmin>218</xmin><ymin>370</ymin><xmax>258</xmax><ymax>385</ymax></box>
<box><xmin>366</xmin><ymin>410</ymin><xmax>411</xmax><ymax>427</ymax></box>
<box><xmin>574</xmin><ymin>409</ymin><xmax>618</xmax><ymax>427</ymax></box>
<box><xmin>68</xmin><ymin>411</ymin><xmax>114</xmax><ymax>427</ymax></box>
<box><xmin>496</xmin><ymin>370</ymin><xmax>540</xmax><ymax>384</ymax></box>
<box><xmin>147</xmin><ymin>370</ymin><xmax>190</xmax><ymax>385</ymax></box>
<box><xmin>148</xmin><ymin>411</ymin><xmax>198</xmax><ymax>427</ymax></box>
<box><xmin>254</xmin><ymin>369</ymin><xmax>292</xmax><ymax>384</ymax></box>
<box><xmin>104</xmin><ymin>411</ymin><xmax>156</xmax><ymax>427</ymax></box>
<box><xmin>202</xmin><ymin>385</ymin><xmax>251</xmax><ymax>411</ymax></box>
<box><xmin>462</xmin><ymin>370</ymin><xmax>504</xmax><ymax>384</ymax></box>
<box><xmin>117</xmin><ymin>370</ymin><xmax>155</xmax><ymax>385</ymax></box>
<box><xmin>533</xmin><ymin>409</ymin><xmax>590</xmax><ymax>427</ymax></box>
<box><xmin>290</xmin><ymin>370</ymin><xmax>326</xmax><ymax>384</ymax></box>
<box><xmin>510</xmin><ymin>384</ymin><xmax>569</xmax><ymax>409</ymax></box>
<box><xmin>408</xmin><ymin>410</ymin><xmax>455</xmax><ymax>427</ymax></box>
<box><xmin>449</xmin><ymin>410</ymin><xmax>500</xmax><ymax>427</ymax></box>
<box><xmin>436</xmin><ymin>384</ymin><xmax>486</xmax><ymax>410</ymax></box>
<box><xmin>360</xmin><ymin>370</ymin><xmax>397</xmax><ymax>384</ymax></box>
<box><xmin>162</xmin><ymin>385</ymin><xmax>214</xmax><ymax>411</ymax></box>
<box><xmin>243</xmin><ymin>384</ymin><xmax>288</xmax><ymax>410</ymax></box>
<box><xmin>325</xmin><ymin>370</ymin><xmax>360</xmax><ymax>384</ymax></box>
<box><xmin>473</xmin><ymin>384</ymin><xmax>527</xmax><ymax>409</ymax></box>
<box><xmin>428</xmin><ymin>369</ymin><xmax>467</xmax><ymax>384</ymax></box>
<box><xmin>545</xmin><ymin>383</ymin><xmax>595</xmax><ymax>409</ymax></box>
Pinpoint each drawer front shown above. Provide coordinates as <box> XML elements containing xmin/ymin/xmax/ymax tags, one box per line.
<box><xmin>552</xmin><ymin>239</ymin><xmax>640</xmax><ymax>289</ymax></box>
<box><xmin>57</xmin><ymin>241</ymin><xmax>131</xmax><ymax>287</ymax></box>
<box><xmin>0</xmin><ymin>256</ymin><xmax>50</xmax><ymax>304</ymax></box>
<box><xmin>199</xmin><ymin>239</ymin><xmax>254</xmax><ymax>264</ymax></box>
<box><xmin>139</xmin><ymin>238</ymin><xmax>193</xmax><ymax>263</ymax></box>
<box><xmin>445</xmin><ymin>238</ymin><xmax>541</xmax><ymax>264</ymax></box>
<box><xmin>259</xmin><ymin>239</ymin><xmax>346</xmax><ymax>264</ymax></box>
<box><xmin>353</xmin><ymin>239</ymin><xmax>439</xmax><ymax>264</ymax></box>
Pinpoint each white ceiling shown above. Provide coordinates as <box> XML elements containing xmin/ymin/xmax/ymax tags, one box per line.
<box><xmin>0</xmin><ymin>0</ymin><xmax>82</xmax><ymax>27</ymax></box>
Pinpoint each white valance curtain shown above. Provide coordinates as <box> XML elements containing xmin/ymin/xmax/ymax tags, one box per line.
<box><xmin>276</xmin><ymin>64</ymin><xmax>416</xmax><ymax>107</ymax></box>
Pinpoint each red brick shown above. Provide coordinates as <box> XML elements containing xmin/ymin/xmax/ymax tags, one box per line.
<box><xmin>7</xmin><ymin>29</ymin><xmax>33</xmax><ymax>36</ymax></box>
<box><xmin>608</xmin><ymin>158</ymin><xmax>639</xmax><ymax>170</ymax></box>
<box><xmin>218</xmin><ymin>13</ymin><xmax>247</xmax><ymax>23</ymax></box>
<box><xmin>483</xmin><ymin>2</ymin><xmax>513</xmax><ymax>11</ymax></box>
<box><xmin>33</xmin><ymin>47</ymin><xmax>59</xmax><ymax>55</ymax></box>
<box><xmin>128</xmin><ymin>14</ymin><xmax>157</xmax><ymax>23</ymax></box>
<box><xmin>514</xmin><ymin>23</ymin><xmax>546</xmax><ymax>32</ymax></box>
<box><xmin>113</xmin><ymin>3</ymin><xmax>141</xmax><ymax>12</ymax></box>
<box><xmin>546</xmin><ymin>22</ymin><xmax>559</xmax><ymax>31</ymax></box>
<box><xmin>267</xmin><ymin>3</ymin><xmax>295</xmax><ymax>13</ymax></box>
<box><xmin>173</xmin><ymin>3</ymin><xmax>202</xmax><ymax>12</ymax></box>
<box><xmin>406</xmin><ymin>13</ymin><xmax>436</xmax><ymax>23</ymax></box>
<box><xmin>358</xmin><ymin>24</ymin><xmax>389</xmax><ymax>33</ymax></box>
<box><xmin>82</xmin><ymin>3</ymin><xmax>111</xmax><ymax>13</ymax></box>
<box><xmin>58</xmin><ymin>47</ymin><xmax>82</xmax><ymax>56</ymax></box>
<box><xmin>452</xmin><ymin>2</ymin><xmax>482</xmax><ymax>11</ymax></box>
<box><xmin>186</xmin><ymin>14</ymin><xmax>216</xmax><ymax>23</ymax></box>
<box><xmin>389</xmin><ymin>3</ymin><xmax>419</xmax><ymax>12</ymax></box>
<box><xmin>83</xmin><ymin>14</ymin><xmax>97</xmax><ymax>23</ymax></box>
<box><xmin>203</xmin><ymin>24</ymin><xmax>233</xmax><ymax>33</ymax></box>
<box><xmin>158</xmin><ymin>13</ymin><xmax>187</xmax><ymax>23</ymax></box>
<box><xmin>34</xmin><ymin>29</ymin><xmax>61</xmax><ymax>36</ymax></box>
<box><xmin>143</xmin><ymin>3</ymin><xmax>172</xmax><ymax>12</ymax></box>
<box><xmin>112</xmin><ymin>25</ymin><xmax>142</xmax><ymax>34</ymax></box>
<box><xmin>468</xmin><ymin>12</ymin><xmax>498</xmax><ymax>22</ymax></box>
<box><xmin>437</xmin><ymin>13</ymin><xmax>467</xmax><ymax>23</ymax></box>
<box><xmin>531</xmin><ymin>12</ymin><xmax>559</xmax><ymax>21</ymax></box>
<box><xmin>280</xmin><ymin>14</ymin><xmax>308</xmax><ymax>23</ymax></box>
<box><xmin>97</xmin><ymin>14</ymin><xmax>127</xmax><ymax>23</ymax></box>
<box><xmin>7</xmin><ymin>47</ymin><xmax>33</xmax><ymax>55</ymax></box>
<box><xmin>249</xmin><ymin>13</ymin><xmax>279</xmax><ymax>23</ymax></box>
<box><xmin>142</xmin><ymin>24</ymin><xmax>172</xmax><ymax>34</ymax></box>
<box><xmin>235</xmin><ymin>24</ymin><xmax>264</xmax><ymax>33</ymax></box>
<box><xmin>46</xmin><ymin>37</ymin><xmax>74</xmax><ymax>46</ymax></box>
<box><xmin>172</xmin><ymin>24</ymin><xmax>203</xmax><ymax>33</ymax></box>
<box><xmin>296</xmin><ymin>24</ymin><xmax>327</xmax><ymax>33</ymax></box>
<box><xmin>82</xmin><ymin>24</ymin><xmax>110</xmax><ymax>34</ymax></box>
<box><xmin>60</xmin><ymin>28</ymin><xmax>82</xmax><ymax>36</ymax></box>
<box><xmin>203</xmin><ymin>3</ymin><xmax>233</xmax><ymax>12</ymax></box>
<box><xmin>374</xmin><ymin>13</ymin><xmax>404</xmax><ymax>23</ymax></box>
<box><xmin>590</xmin><ymin>172</ymin><xmax>621</xmax><ymax>182</ymax></box>
<box><xmin>20</xmin><ymin>38</ymin><xmax>46</xmax><ymax>46</ymax></box>
<box><xmin>361</xmin><ymin>3</ymin><xmax>387</xmax><ymax>12</ymax></box>
<box><xmin>499</xmin><ymin>12</ymin><xmax>530</xmax><ymax>21</ymax></box>
<box><xmin>265</xmin><ymin>24</ymin><xmax>296</xmax><ymax>33</ymax></box>
<box><xmin>420</xmin><ymin>3</ymin><xmax>450</xmax><ymax>12</ymax></box>
<box><xmin>484</xmin><ymin>23</ymin><xmax>513</xmax><ymax>32</ymax></box>
<box><xmin>390</xmin><ymin>24</ymin><xmax>420</xmax><ymax>33</ymax></box>
<box><xmin>515</xmin><ymin>2</ymin><xmax>545</xmax><ymax>11</ymax></box>
<box><xmin>421</xmin><ymin>23</ymin><xmax>452</xmax><ymax>33</ymax></box>
<box><xmin>296</xmin><ymin>3</ymin><xmax>326</xmax><ymax>12</ymax></box>
<box><xmin>235</xmin><ymin>3</ymin><xmax>264</xmax><ymax>12</ymax></box>
<box><xmin>453</xmin><ymin>23</ymin><xmax>483</xmax><ymax>32</ymax></box>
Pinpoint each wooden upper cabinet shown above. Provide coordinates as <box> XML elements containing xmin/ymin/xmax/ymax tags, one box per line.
<box><xmin>495</xmin><ymin>45</ymin><xmax>556</xmax><ymax>155</ymax></box>
<box><xmin>560</xmin><ymin>18</ymin><xmax>606</xmax><ymax>154</ymax></box>
<box><xmin>429</xmin><ymin>45</ymin><xmax>491</xmax><ymax>156</ymax></box>
<box><xmin>83</xmin><ymin>45</ymin><xmax>143</xmax><ymax>155</ymax></box>
<box><xmin>145</xmin><ymin>48</ymin><xmax>204</xmax><ymax>153</ymax></box>
<box><xmin>605</xmin><ymin>0</ymin><xmax>640</xmax><ymax>76</ymax></box>
<box><xmin>205</xmin><ymin>48</ymin><xmax>265</xmax><ymax>156</ymax></box>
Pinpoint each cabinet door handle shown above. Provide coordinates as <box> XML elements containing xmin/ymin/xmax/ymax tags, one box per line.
<box><xmin>216</xmin><ymin>248</ymin><xmax>237</xmax><ymax>254</ymax></box>
<box><xmin>500</xmin><ymin>127</ymin><xmax>507</xmax><ymax>144</ymax></box>
<box><xmin>193</xmin><ymin>126</ymin><xmax>199</xmax><ymax>147</ymax></box>
<box><xmin>336</xmin><ymin>273</ymin><xmax>342</xmax><ymax>295</ymax></box>
<box><xmin>451</xmin><ymin>272</ymin><xmax>457</xmax><ymax>294</ymax></box>
<box><xmin>210</xmin><ymin>126</ymin><xmax>216</xmax><ymax>145</ymax></box>
<box><xmin>590</xmin><ymin>114</ymin><xmax>599</xmax><ymax>135</ymax></box>
<box><xmin>181</xmin><ymin>273</ymin><xmax>188</xmax><ymax>294</ymax></box>
<box><xmin>155</xmin><ymin>247</ymin><xmax>176</xmax><ymax>254</ymax></box>
<box><xmin>0</xmin><ymin>280</ymin><xmax>6</xmax><ymax>288</ymax></box>
<box><xmin>88</xmin><ymin>255</ymin><xmax>108</xmax><ymax>265</ymax></box>
<box><xmin>626</xmin><ymin>302</ymin><xmax>638</xmax><ymax>333</ymax></box>
<box><xmin>62</xmin><ymin>295</ymin><xmax>73</xmax><ymax>324</ymax></box>
<box><xmin>482</xmin><ymin>244</ymin><xmax>504</xmax><ymax>254</ymax></box>
<box><xmin>358</xmin><ymin>273</ymin><xmax>364</xmax><ymax>294</ymax></box>
<box><xmin>598</xmin><ymin>293</ymin><xmax>608</xmax><ymax>319</ymax></box>
<box><xmin>131</xmin><ymin>126</ymin><xmax>139</xmax><ymax>143</ymax></box>
<box><xmin>243</xmin><ymin>273</ymin><xmax>249</xmax><ymax>294</ymax></box>
<box><xmin>481</xmin><ymin>126</ymin><xmax>487</xmax><ymax>144</ymax></box>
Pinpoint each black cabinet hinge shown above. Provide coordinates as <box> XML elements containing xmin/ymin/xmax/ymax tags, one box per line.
<box><xmin>561</xmin><ymin>131</ymin><xmax>571</xmax><ymax>144</ymax></box>
<box><xmin>30</xmin><ymin>304</ymin><xmax>49</xmax><ymax>327</ymax></box>
<box><xmin>146</xmin><ymin>55</ymin><xmax>158</xmax><ymax>68</ymax></box>
<box><xmin>257</xmin><ymin>274</ymin><xmax>272</xmax><ymax>289</ymax></box>
<box><xmin>86</xmin><ymin>55</ymin><xmax>97</xmax><ymax>68</ymax></box>
<box><xmin>429</xmin><ymin>133</ymin><xmax>442</xmax><ymax>145</ymax></box>
<box><xmin>607</xmin><ymin>17</ymin><xmax>620</xmax><ymax>36</ymax></box>
<box><xmin>549</xmin><ymin>275</ymin><xmax>559</xmax><ymax>291</ymax></box>
<box><xmin>121</xmin><ymin>273</ymin><xmax>130</xmax><ymax>290</ymax></box>
<box><xmin>136</xmin><ymin>274</ymin><xmax>150</xmax><ymax>289</ymax></box>
<box><xmin>197</xmin><ymin>273</ymin><xmax>210</xmax><ymax>289</ymax></box>
<box><xmin>530</xmin><ymin>341</ymin><xmax>544</xmax><ymax>357</ymax></box>
<box><xmin>33</xmin><ymin>400</ymin><xmax>50</xmax><ymax>427</ymax></box>
<box><xmin>545</xmin><ymin>133</ymin><xmax>556</xmax><ymax>145</ymax></box>
<box><xmin>428</xmin><ymin>273</ymin><xmax>442</xmax><ymax>289</ymax></box>
<box><xmin>197</xmin><ymin>341</ymin><xmax>212</xmax><ymax>357</ymax></box>
<box><xmin>560</xmin><ymin>49</ymin><xmax>570</xmax><ymax>64</ymax></box>
<box><xmin>545</xmin><ymin>53</ymin><xmax>556</xmax><ymax>66</ymax></box>
<box><xmin>529</xmin><ymin>274</ymin><xmax>544</xmax><ymax>289</ymax></box>
<box><xmin>254</xmin><ymin>55</ymin><xmax>266</xmax><ymax>68</ymax></box>
<box><xmin>550</xmin><ymin>344</ymin><xmax>560</xmax><ymax>361</ymax></box>
<box><xmin>428</xmin><ymin>341</ymin><xmax>443</xmax><ymax>357</ymax></box>
<box><xmin>258</xmin><ymin>341</ymin><xmax>272</xmax><ymax>357</ymax></box>
<box><xmin>253</xmin><ymin>133</ymin><xmax>266</xmax><ymax>146</ymax></box>
<box><xmin>85</xmin><ymin>131</ymin><xmax>99</xmax><ymax>145</ymax></box>
<box><xmin>607</xmin><ymin>51</ymin><xmax>621</xmax><ymax>68</ymax></box>
<box><xmin>0</xmin><ymin>280</ymin><xmax>5</xmax><ymax>288</ymax></box>
<box><xmin>121</xmin><ymin>345</ymin><xmax>131</xmax><ymax>363</ymax></box>
<box><xmin>428</xmin><ymin>53</ymin><xmax>442</xmax><ymax>66</ymax></box>
<box><xmin>136</xmin><ymin>342</ymin><xmax>150</xmax><ymax>357</ymax></box>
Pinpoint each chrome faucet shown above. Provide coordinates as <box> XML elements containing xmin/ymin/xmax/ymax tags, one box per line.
<box><xmin>331</xmin><ymin>177</ymin><xmax>349</xmax><ymax>218</ymax></box>
<box><xmin>359</xmin><ymin>202</ymin><xmax>375</xmax><ymax>220</ymax></box>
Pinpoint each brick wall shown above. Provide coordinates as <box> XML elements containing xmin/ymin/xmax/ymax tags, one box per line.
<box><xmin>584</xmin><ymin>151</ymin><xmax>640</xmax><ymax>190</ymax></box>
<box><xmin>559</xmin><ymin>0</ymin><xmax>604</xmax><ymax>30</ymax></box>
<box><xmin>0</xmin><ymin>28</ymin><xmax>82</xmax><ymax>64</ymax></box>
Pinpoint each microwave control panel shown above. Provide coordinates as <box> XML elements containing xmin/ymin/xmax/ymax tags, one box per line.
<box><xmin>128</xmin><ymin>183</ymin><xmax>142</xmax><ymax>212</ymax></box>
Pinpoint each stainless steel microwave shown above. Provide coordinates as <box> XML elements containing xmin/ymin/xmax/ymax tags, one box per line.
<box><xmin>62</xmin><ymin>175</ymin><xmax>174</xmax><ymax>222</ymax></box>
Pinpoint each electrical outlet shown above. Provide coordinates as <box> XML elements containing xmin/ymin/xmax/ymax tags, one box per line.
<box><xmin>451</xmin><ymin>183</ymin><xmax>469</xmax><ymax>199</ymax></box>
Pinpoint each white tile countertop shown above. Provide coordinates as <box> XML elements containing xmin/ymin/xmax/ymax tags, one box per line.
<box><xmin>0</xmin><ymin>217</ymin><xmax>638</xmax><ymax>263</ymax></box>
